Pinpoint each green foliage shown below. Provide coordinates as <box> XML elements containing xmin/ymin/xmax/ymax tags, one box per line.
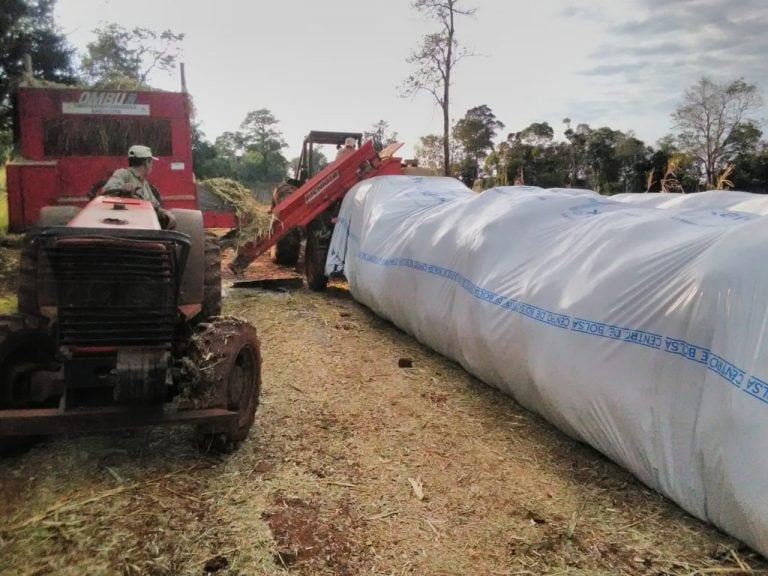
<box><xmin>0</xmin><ymin>0</ymin><xmax>77</xmax><ymax>132</ymax></box>
<box><xmin>192</xmin><ymin>109</ymin><xmax>288</xmax><ymax>190</ymax></box>
<box><xmin>81</xmin><ymin>24</ymin><xmax>184</xmax><ymax>88</ymax></box>
<box><xmin>0</xmin><ymin>129</ymin><xmax>12</xmax><ymax>163</ymax></box>
<box><xmin>452</xmin><ymin>105</ymin><xmax>504</xmax><ymax>179</ymax></box>
<box><xmin>191</xmin><ymin>122</ymin><xmax>221</xmax><ymax>180</ymax></box>
<box><xmin>517</xmin><ymin>122</ymin><xmax>554</xmax><ymax>146</ymax></box>
<box><xmin>414</xmin><ymin>134</ymin><xmax>444</xmax><ymax>171</ymax></box>
<box><xmin>237</xmin><ymin>109</ymin><xmax>288</xmax><ymax>184</ymax></box>
<box><xmin>497</xmin><ymin>135</ymin><xmax>570</xmax><ymax>188</ymax></box>
<box><xmin>456</xmin><ymin>156</ymin><xmax>477</xmax><ymax>186</ymax></box>
<box><xmin>290</xmin><ymin>150</ymin><xmax>327</xmax><ymax>179</ymax></box>
<box><xmin>366</xmin><ymin>120</ymin><xmax>399</xmax><ymax>152</ymax></box>
<box><xmin>731</xmin><ymin>144</ymin><xmax>768</xmax><ymax>193</ymax></box>
<box><xmin>414</xmin><ymin>79</ymin><xmax>768</xmax><ymax>194</ymax></box>
<box><xmin>481</xmin><ymin>120</ymin><xmax>709</xmax><ymax>194</ymax></box>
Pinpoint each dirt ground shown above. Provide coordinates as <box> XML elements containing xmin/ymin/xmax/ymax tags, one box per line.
<box><xmin>0</xmin><ymin>250</ymin><xmax>767</xmax><ymax>575</ymax></box>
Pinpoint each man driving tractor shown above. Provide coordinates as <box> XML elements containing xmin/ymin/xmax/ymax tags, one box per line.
<box><xmin>103</xmin><ymin>144</ymin><xmax>176</xmax><ymax>229</ymax></box>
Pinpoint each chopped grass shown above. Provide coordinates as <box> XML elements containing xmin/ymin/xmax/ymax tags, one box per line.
<box><xmin>198</xmin><ymin>178</ymin><xmax>273</xmax><ymax>245</ymax></box>
<box><xmin>0</xmin><ymin>165</ymin><xmax>8</xmax><ymax>233</ymax></box>
<box><xmin>0</xmin><ymin>256</ymin><xmax>766</xmax><ymax>575</ymax></box>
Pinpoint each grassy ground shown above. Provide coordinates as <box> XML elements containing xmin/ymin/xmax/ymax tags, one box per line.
<box><xmin>0</xmin><ymin>164</ymin><xmax>8</xmax><ymax>232</ymax></box>
<box><xmin>0</xmin><ymin>257</ymin><xmax>765</xmax><ymax>575</ymax></box>
<box><xmin>0</xmin><ymin>167</ymin><xmax>19</xmax><ymax>313</ymax></box>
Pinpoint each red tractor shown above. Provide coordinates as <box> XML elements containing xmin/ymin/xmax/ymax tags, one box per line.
<box><xmin>0</xmin><ymin>196</ymin><xmax>261</xmax><ymax>452</ymax></box>
<box><xmin>231</xmin><ymin>132</ymin><xmax>404</xmax><ymax>290</ymax></box>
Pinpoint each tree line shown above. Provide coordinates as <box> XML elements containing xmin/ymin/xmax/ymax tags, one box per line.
<box><xmin>415</xmin><ymin>79</ymin><xmax>767</xmax><ymax>195</ymax></box>
<box><xmin>0</xmin><ymin>1</ymin><xmax>400</xmax><ymax>192</ymax></box>
<box><xmin>2</xmin><ymin>0</ymin><xmax>767</xmax><ymax>196</ymax></box>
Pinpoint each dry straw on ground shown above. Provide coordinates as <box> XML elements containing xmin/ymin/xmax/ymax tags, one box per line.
<box><xmin>1</xmin><ymin>255</ymin><xmax>767</xmax><ymax>575</ymax></box>
<box><xmin>198</xmin><ymin>178</ymin><xmax>273</xmax><ymax>244</ymax></box>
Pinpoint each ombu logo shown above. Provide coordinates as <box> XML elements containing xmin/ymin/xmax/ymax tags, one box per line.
<box><xmin>77</xmin><ymin>91</ymin><xmax>139</xmax><ymax>105</ymax></box>
<box><xmin>63</xmin><ymin>91</ymin><xmax>149</xmax><ymax>115</ymax></box>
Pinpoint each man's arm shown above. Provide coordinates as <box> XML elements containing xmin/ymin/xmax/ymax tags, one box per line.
<box><xmin>103</xmin><ymin>169</ymin><xmax>138</xmax><ymax>196</ymax></box>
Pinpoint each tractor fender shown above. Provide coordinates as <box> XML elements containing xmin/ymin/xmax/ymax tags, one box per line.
<box><xmin>37</xmin><ymin>206</ymin><xmax>80</xmax><ymax>227</ymax></box>
<box><xmin>171</xmin><ymin>209</ymin><xmax>205</xmax><ymax>319</ymax></box>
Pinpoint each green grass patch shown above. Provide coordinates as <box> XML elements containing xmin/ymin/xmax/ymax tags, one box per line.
<box><xmin>0</xmin><ymin>295</ymin><xmax>17</xmax><ymax>314</ymax></box>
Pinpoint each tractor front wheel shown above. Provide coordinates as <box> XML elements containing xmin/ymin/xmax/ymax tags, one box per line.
<box><xmin>189</xmin><ymin>317</ymin><xmax>262</xmax><ymax>452</ymax></box>
<box><xmin>0</xmin><ymin>315</ymin><xmax>52</xmax><ymax>455</ymax></box>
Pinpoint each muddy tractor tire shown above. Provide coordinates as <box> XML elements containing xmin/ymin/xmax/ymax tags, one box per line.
<box><xmin>269</xmin><ymin>228</ymin><xmax>302</xmax><ymax>266</ymax></box>
<box><xmin>0</xmin><ymin>315</ymin><xmax>51</xmax><ymax>409</ymax></box>
<box><xmin>269</xmin><ymin>183</ymin><xmax>301</xmax><ymax>266</ymax></box>
<box><xmin>0</xmin><ymin>315</ymin><xmax>52</xmax><ymax>455</ymax></box>
<box><xmin>188</xmin><ymin>317</ymin><xmax>262</xmax><ymax>451</ymax></box>
<box><xmin>201</xmin><ymin>236</ymin><xmax>222</xmax><ymax>321</ymax></box>
<box><xmin>305</xmin><ymin>222</ymin><xmax>330</xmax><ymax>292</ymax></box>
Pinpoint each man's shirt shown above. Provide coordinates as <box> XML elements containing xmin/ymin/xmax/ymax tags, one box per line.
<box><xmin>103</xmin><ymin>168</ymin><xmax>160</xmax><ymax>207</ymax></box>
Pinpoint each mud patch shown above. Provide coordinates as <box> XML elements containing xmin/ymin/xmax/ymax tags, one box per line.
<box><xmin>263</xmin><ymin>496</ymin><xmax>363</xmax><ymax>575</ymax></box>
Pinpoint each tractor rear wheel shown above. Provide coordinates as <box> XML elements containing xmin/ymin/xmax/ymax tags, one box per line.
<box><xmin>201</xmin><ymin>236</ymin><xmax>222</xmax><ymax>321</ymax></box>
<box><xmin>189</xmin><ymin>317</ymin><xmax>262</xmax><ymax>452</ymax></box>
<box><xmin>269</xmin><ymin>228</ymin><xmax>302</xmax><ymax>266</ymax></box>
<box><xmin>0</xmin><ymin>315</ymin><xmax>50</xmax><ymax>409</ymax></box>
<box><xmin>17</xmin><ymin>237</ymin><xmax>39</xmax><ymax>316</ymax></box>
<box><xmin>305</xmin><ymin>223</ymin><xmax>330</xmax><ymax>292</ymax></box>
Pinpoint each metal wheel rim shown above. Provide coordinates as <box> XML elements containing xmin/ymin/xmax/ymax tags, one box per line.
<box><xmin>228</xmin><ymin>345</ymin><xmax>257</xmax><ymax>427</ymax></box>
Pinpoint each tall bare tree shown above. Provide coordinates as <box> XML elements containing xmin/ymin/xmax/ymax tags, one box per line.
<box><xmin>673</xmin><ymin>77</ymin><xmax>762</xmax><ymax>188</ymax></box>
<box><xmin>402</xmin><ymin>0</ymin><xmax>475</xmax><ymax>176</ymax></box>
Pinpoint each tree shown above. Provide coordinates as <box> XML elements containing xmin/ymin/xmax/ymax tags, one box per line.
<box><xmin>291</xmin><ymin>150</ymin><xmax>327</xmax><ymax>179</ymax></box>
<box><xmin>81</xmin><ymin>24</ymin><xmax>184</xmax><ymax>88</ymax></box>
<box><xmin>238</xmin><ymin>108</ymin><xmax>288</xmax><ymax>183</ymax></box>
<box><xmin>452</xmin><ymin>105</ymin><xmax>504</xmax><ymax>178</ymax></box>
<box><xmin>584</xmin><ymin>127</ymin><xmax>624</xmax><ymax>194</ymax></box>
<box><xmin>414</xmin><ymin>134</ymin><xmax>444</xmax><ymax>171</ymax></box>
<box><xmin>502</xmin><ymin>126</ymin><xmax>570</xmax><ymax>188</ymax></box>
<box><xmin>518</xmin><ymin>122</ymin><xmax>554</xmax><ymax>147</ymax></box>
<box><xmin>366</xmin><ymin>120</ymin><xmax>399</xmax><ymax>151</ymax></box>
<box><xmin>563</xmin><ymin>119</ymin><xmax>591</xmax><ymax>188</ymax></box>
<box><xmin>402</xmin><ymin>0</ymin><xmax>475</xmax><ymax>176</ymax></box>
<box><xmin>731</xmin><ymin>141</ymin><xmax>768</xmax><ymax>193</ymax></box>
<box><xmin>190</xmin><ymin>109</ymin><xmax>289</xmax><ymax>189</ymax></box>
<box><xmin>191</xmin><ymin>123</ymin><xmax>226</xmax><ymax>180</ymax></box>
<box><xmin>672</xmin><ymin>77</ymin><xmax>762</xmax><ymax>188</ymax></box>
<box><xmin>614</xmin><ymin>133</ymin><xmax>649</xmax><ymax>194</ymax></box>
<box><xmin>644</xmin><ymin>137</ymin><xmax>699</xmax><ymax>193</ymax></box>
<box><xmin>1</xmin><ymin>0</ymin><xmax>76</xmax><ymax>136</ymax></box>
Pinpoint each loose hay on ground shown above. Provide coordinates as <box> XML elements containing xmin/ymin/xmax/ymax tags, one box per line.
<box><xmin>1</xmin><ymin>263</ymin><xmax>767</xmax><ymax>575</ymax></box>
<box><xmin>198</xmin><ymin>178</ymin><xmax>273</xmax><ymax>245</ymax></box>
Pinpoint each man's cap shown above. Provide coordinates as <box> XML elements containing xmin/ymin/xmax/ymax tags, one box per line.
<box><xmin>344</xmin><ymin>137</ymin><xmax>356</xmax><ymax>148</ymax></box>
<box><xmin>128</xmin><ymin>145</ymin><xmax>158</xmax><ymax>160</ymax></box>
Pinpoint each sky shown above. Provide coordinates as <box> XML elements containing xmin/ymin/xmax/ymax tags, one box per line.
<box><xmin>54</xmin><ymin>0</ymin><xmax>768</xmax><ymax>161</ymax></box>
